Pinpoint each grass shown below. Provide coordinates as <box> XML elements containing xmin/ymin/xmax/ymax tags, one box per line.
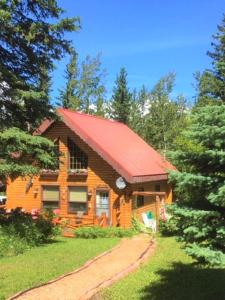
<box><xmin>102</xmin><ymin>237</ymin><xmax>225</xmax><ymax>300</ymax></box>
<box><xmin>0</xmin><ymin>236</ymin><xmax>119</xmax><ymax>300</ymax></box>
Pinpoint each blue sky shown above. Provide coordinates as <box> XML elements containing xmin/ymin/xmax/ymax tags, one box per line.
<box><xmin>52</xmin><ymin>0</ymin><xmax>225</xmax><ymax>103</ymax></box>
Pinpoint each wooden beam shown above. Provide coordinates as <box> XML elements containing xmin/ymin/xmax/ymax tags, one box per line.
<box><xmin>132</xmin><ymin>191</ymin><xmax>166</xmax><ymax>196</ymax></box>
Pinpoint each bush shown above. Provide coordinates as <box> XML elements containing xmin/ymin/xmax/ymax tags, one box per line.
<box><xmin>0</xmin><ymin>207</ymin><xmax>57</xmax><ymax>248</ymax></box>
<box><xmin>75</xmin><ymin>226</ymin><xmax>135</xmax><ymax>239</ymax></box>
<box><xmin>132</xmin><ymin>217</ymin><xmax>153</xmax><ymax>234</ymax></box>
<box><xmin>159</xmin><ymin>218</ymin><xmax>179</xmax><ymax>236</ymax></box>
<box><xmin>0</xmin><ymin>230</ymin><xmax>29</xmax><ymax>257</ymax></box>
<box><xmin>158</xmin><ymin>205</ymin><xmax>180</xmax><ymax>236</ymax></box>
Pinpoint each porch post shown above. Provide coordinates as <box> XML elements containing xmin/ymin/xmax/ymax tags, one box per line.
<box><xmin>155</xmin><ymin>195</ymin><xmax>161</xmax><ymax>225</ymax></box>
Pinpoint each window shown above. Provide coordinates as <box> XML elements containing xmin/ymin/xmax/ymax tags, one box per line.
<box><xmin>42</xmin><ymin>186</ymin><xmax>59</xmax><ymax>209</ymax></box>
<box><xmin>137</xmin><ymin>187</ymin><xmax>144</xmax><ymax>208</ymax></box>
<box><xmin>68</xmin><ymin>138</ymin><xmax>88</xmax><ymax>170</ymax></box>
<box><xmin>68</xmin><ymin>186</ymin><xmax>87</xmax><ymax>213</ymax></box>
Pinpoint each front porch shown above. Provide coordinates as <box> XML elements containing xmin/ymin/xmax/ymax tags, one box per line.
<box><xmin>61</xmin><ymin>189</ymin><xmax>167</xmax><ymax>235</ymax></box>
<box><xmin>132</xmin><ymin>191</ymin><xmax>167</xmax><ymax>228</ymax></box>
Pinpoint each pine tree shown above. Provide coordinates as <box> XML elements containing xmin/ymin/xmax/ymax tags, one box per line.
<box><xmin>0</xmin><ymin>0</ymin><xmax>79</xmax><ymax>179</ymax></box>
<box><xmin>167</xmin><ymin>16</ymin><xmax>225</xmax><ymax>265</ymax></box>
<box><xmin>79</xmin><ymin>54</ymin><xmax>106</xmax><ymax>114</ymax></box>
<box><xmin>59</xmin><ymin>52</ymin><xmax>106</xmax><ymax>115</ymax></box>
<box><xmin>169</xmin><ymin>105</ymin><xmax>225</xmax><ymax>266</ymax></box>
<box><xmin>111</xmin><ymin>68</ymin><xmax>132</xmax><ymax>124</ymax></box>
<box><xmin>0</xmin><ymin>0</ymin><xmax>80</xmax><ymax>131</ymax></box>
<box><xmin>0</xmin><ymin>128</ymin><xmax>59</xmax><ymax>180</ymax></box>
<box><xmin>129</xmin><ymin>85</ymin><xmax>149</xmax><ymax>138</ymax></box>
<box><xmin>195</xmin><ymin>14</ymin><xmax>225</xmax><ymax>106</ymax></box>
<box><xmin>95</xmin><ymin>94</ymin><xmax>105</xmax><ymax>117</ymax></box>
<box><xmin>59</xmin><ymin>51</ymin><xmax>81</xmax><ymax>110</ymax></box>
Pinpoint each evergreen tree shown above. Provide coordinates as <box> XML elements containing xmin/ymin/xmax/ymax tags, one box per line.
<box><xmin>111</xmin><ymin>67</ymin><xmax>132</xmax><ymax>124</ymax></box>
<box><xmin>129</xmin><ymin>88</ymin><xmax>139</xmax><ymax>131</ymax></box>
<box><xmin>195</xmin><ymin>14</ymin><xmax>225</xmax><ymax>106</ymax></box>
<box><xmin>95</xmin><ymin>93</ymin><xmax>105</xmax><ymax>117</ymax></box>
<box><xmin>169</xmin><ymin>105</ymin><xmax>225</xmax><ymax>266</ymax></box>
<box><xmin>145</xmin><ymin>73</ymin><xmax>187</xmax><ymax>152</ymax></box>
<box><xmin>129</xmin><ymin>85</ymin><xmax>149</xmax><ymax>137</ymax></box>
<box><xmin>79</xmin><ymin>54</ymin><xmax>106</xmax><ymax>114</ymax></box>
<box><xmin>138</xmin><ymin>85</ymin><xmax>149</xmax><ymax>115</ymax></box>
<box><xmin>0</xmin><ymin>0</ymin><xmax>79</xmax><ymax>179</ymax></box>
<box><xmin>168</xmin><ymin>16</ymin><xmax>225</xmax><ymax>265</ymax></box>
<box><xmin>59</xmin><ymin>51</ymin><xmax>81</xmax><ymax>110</ymax></box>
<box><xmin>0</xmin><ymin>128</ymin><xmax>59</xmax><ymax>180</ymax></box>
<box><xmin>0</xmin><ymin>0</ymin><xmax>80</xmax><ymax>131</ymax></box>
<box><xmin>59</xmin><ymin>52</ymin><xmax>106</xmax><ymax>115</ymax></box>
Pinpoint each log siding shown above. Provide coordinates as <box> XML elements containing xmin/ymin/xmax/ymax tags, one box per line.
<box><xmin>6</xmin><ymin>121</ymin><xmax>172</xmax><ymax>228</ymax></box>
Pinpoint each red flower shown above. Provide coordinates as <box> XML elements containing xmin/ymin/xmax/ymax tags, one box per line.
<box><xmin>31</xmin><ymin>208</ymin><xmax>39</xmax><ymax>216</ymax></box>
<box><xmin>53</xmin><ymin>209</ymin><xmax>60</xmax><ymax>215</ymax></box>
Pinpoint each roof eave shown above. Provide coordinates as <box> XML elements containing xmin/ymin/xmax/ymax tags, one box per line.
<box><xmin>130</xmin><ymin>173</ymin><xmax>168</xmax><ymax>183</ymax></box>
<box><xmin>33</xmin><ymin>119</ymin><xmax>55</xmax><ymax>136</ymax></box>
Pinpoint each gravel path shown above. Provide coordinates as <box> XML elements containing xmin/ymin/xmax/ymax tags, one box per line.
<box><xmin>10</xmin><ymin>234</ymin><xmax>155</xmax><ymax>300</ymax></box>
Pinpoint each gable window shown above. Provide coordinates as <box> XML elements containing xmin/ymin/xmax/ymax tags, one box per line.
<box><xmin>68</xmin><ymin>186</ymin><xmax>87</xmax><ymax>213</ymax></box>
<box><xmin>42</xmin><ymin>186</ymin><xmax>59</xmax><ymax>209</ymax></box>
<box><xmin>68</xmin><ymin>138</ymin><xmax>88</xmax><ymax>171</ymax></box>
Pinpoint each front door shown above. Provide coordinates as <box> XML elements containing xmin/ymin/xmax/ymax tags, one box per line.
<box><xmin>96</xmin><ymin>190</ymin><xmax>110</xmax><ymax>223</ymax></box>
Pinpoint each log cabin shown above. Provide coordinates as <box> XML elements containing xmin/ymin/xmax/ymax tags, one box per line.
<box><xmin>6</xmin><ymin>108</ymin><xmax>176</xmax><ymax>228</ymax></box>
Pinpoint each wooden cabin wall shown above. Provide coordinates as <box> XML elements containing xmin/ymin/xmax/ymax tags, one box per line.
<box><xmin>6</xmin><ymin>121</ymin><xmax>173</xmax><ymax>228</ymax></box>
<box><xmin>6</xmin><ymin>122</ymin><xmax>131</xmax><ymax>227</ymax></box>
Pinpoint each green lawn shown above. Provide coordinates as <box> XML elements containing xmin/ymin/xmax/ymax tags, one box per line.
<box><xmin>102</xmin><ymin>237</ymin><xmax>225</xmax><ymax>300</ymax></box>
<box><xmin>0</xmin><ymin>237</ymin><xmax>119</xmax><ymax>300</ymax></box>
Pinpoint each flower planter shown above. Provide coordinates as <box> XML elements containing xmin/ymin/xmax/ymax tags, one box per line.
<box><xmin>40</xmin><ymin>169</ymin><xmax>59</xmax><ymax>177</ymax></box>
<box><xmin>68</xmin><ymin>169</ymin><xmax>88</xmax><ymax>177</ymax></box>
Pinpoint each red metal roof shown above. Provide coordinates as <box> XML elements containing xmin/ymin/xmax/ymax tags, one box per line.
<box><xmin>36</xmin><ymin>108</ymin><xmax>176</xmax><ymax>183</ymax></box>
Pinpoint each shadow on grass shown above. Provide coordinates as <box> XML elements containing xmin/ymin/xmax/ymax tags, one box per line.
<box><xmin>37</xmin><ymin>237</ymin><xmax>67</xmax><ymax>247</ymax></box>
<box><xmin>140</xmin><ymin>262</ymin><xmax>225</xmax><ymax>300</ymax></box>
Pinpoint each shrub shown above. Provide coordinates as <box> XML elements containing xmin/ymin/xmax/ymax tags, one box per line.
<box><xmin>0</xmin><ymin>207</ymin><xmax>57</xmax><ymax>247</ymax></box>
<box><xmin>159</xmin><ymin>205</ymin><xmax>180</xmax><ymax>236</ymax></box>
<box><xmin>75</xmin><ymin>226</ymin><xmax>135</xmax><ymax>239</ymax></box>
<box><xmin>0</xmin><ymin>230</ymin><xmax>29</xmax><ymax>257</ymax></box>
<box><xmin>132</xmin><ymin>217</ymin><xmax>153</xmax><ymax>234</ymax></box>
<box><xmin>159</xmin><ymin>218</ymin><xmax>179</xmax><ymax>236</ymax></box>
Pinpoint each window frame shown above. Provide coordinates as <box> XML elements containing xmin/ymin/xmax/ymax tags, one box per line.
<box><xmin>67</xmin><ymin>138</ymin><xmax>88</xmax><ymax>171</ymax></box>
<box><xmin>41</xmin><ymin>185</ymin><xmax>60</xmax><ymax>210</ymax></box>
<box><xmin>67</xmin><ymin>185</ymin><xmax>88</xmax><ymax>214</ymax></box>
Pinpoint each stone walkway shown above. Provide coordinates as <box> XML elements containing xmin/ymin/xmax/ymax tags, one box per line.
<box><xmin>10</xmin><ymin>235</ymin><xmax>155</xmax><ymax>300</ymax></box>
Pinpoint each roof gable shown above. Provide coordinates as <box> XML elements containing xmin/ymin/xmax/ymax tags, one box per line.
<box><xmin>36</xmin><ymin>108</ymin><xmax>176</xmax><ymax>183</ymax></box>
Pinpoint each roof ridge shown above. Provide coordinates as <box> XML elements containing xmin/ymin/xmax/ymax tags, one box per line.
<box><xmin>57</xmin><ymin>108</ymin><xmax>126</xmax><ymax>126</ymax></box>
